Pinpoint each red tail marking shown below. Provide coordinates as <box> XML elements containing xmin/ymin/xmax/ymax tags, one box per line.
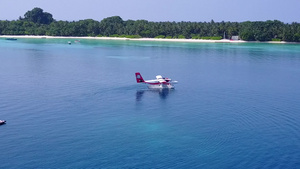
<box><xmin>135</xmin><ymin>72</ymin><xmax>145</xmax><ymax>83</ymax></box>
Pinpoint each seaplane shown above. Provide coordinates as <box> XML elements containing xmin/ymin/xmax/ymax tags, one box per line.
<box><xmin>135</xmin><ymin>72</ymin><xmax>178</xmax><ymax>89</ymax></box>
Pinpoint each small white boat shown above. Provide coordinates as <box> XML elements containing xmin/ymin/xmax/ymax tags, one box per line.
<box><xmin>0</xmin><ymin>120</ymin><xmax>6</xmax><ymax>125</ymax></box>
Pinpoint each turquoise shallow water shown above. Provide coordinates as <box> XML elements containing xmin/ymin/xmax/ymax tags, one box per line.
<box><xmin>0</xmin><ymin>38</ymin><xmax>300</xmax><ymax>168</ymax></box>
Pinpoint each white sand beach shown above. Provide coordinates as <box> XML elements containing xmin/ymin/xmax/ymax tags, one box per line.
<box><xmin>0</xmin><ymin>35</ymin><xmax>246</xmax><ymax>43</ymax></box>
<box><xmin>0</xmin><ymin>35</ymin><xmax>291</xmax><ymax>44</ymax></box>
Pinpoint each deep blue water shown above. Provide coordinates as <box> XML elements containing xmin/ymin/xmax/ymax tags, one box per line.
<box><xmin>0</xmin><ymin>38</ymin><xmax>300</xmax><ymax>168</ymax></box>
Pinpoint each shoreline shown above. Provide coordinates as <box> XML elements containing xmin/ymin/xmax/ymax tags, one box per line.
<box><xmin>0</xmin><ymin>35</ymin><xmax>295</xmax><ymax>44</ymax></box>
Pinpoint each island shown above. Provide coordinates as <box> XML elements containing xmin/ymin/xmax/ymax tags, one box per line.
<box><xmin>0</xmin><ymin>8</ymin><xmax>300</xmax><ymax>43</ymax></box>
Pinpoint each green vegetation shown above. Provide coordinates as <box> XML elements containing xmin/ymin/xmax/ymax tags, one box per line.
<box><xmin>108</xmin><ymin>34</ymin><xmax>141</xmax><ymax>38</ymax></box>
<box><xmin>22</xmin><ymin>7</ymin><xmax>54</xmax><ymax>24</ymax></box>
<box><xmin>272</xmin><ymin>38</ymin><xmax>281</xmax><ymax>41</ymax></box>
<box><xmin>155</xmin><ymin>35</ymin><xmax>165</xmax><ymax>39</ymax></box>
<box><xmin>1</xmin><ymin>8</ymin><xmax>300</xmax><ymax>42</ymax></box>
<box><xmin>124</xmin><ymin>35</ymin><xmax>142</xmax><ymax>38</ymax></box>
<box><xmin>177</xmin><ymin>35</ymin><xmax>186</xmax><ymax>39</ymax></box>
<box><xmin>199</xmin><ymin>36</ymin><xmax>222</xmax><ymax>40</ymax></box>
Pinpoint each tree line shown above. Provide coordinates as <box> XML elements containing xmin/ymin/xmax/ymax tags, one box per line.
<box><xmin>1</xmin><ymin>7</ymin><xmax>300</xmax><ymax>42</ymax></box>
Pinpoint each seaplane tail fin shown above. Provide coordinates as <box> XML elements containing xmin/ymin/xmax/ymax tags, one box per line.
<box><xmin>135</xmin><ymin>72</ymin><xmax>145</xmax><ymax>83</ymax></box>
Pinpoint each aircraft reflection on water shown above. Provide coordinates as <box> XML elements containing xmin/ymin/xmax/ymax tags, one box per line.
<box><xmin>136</xmin><ymin>88</ymin><xmax>173</xmax><ymax>101</ymax></box>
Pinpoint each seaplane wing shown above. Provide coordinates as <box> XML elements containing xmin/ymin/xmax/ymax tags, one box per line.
<box><xmin>135</xmin><ymin>72</ymin><xmax>178</xmax><ymax>89</ymax></box>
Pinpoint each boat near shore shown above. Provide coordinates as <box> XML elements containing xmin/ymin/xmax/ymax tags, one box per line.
<box><xmin>5</xmin><ymin>38</ymin><xmax>17</xmax><ymax>40</ymax></box>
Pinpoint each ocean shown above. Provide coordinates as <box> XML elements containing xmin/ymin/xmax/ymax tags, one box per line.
<box><xmin>0</xmin><ymin>38</ymin><xmax>300</xmax><ymax>168</ymax></box>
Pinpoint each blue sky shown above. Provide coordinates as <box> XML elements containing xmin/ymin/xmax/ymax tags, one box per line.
<box><xmin>1</xmin><ymin>0</ymin><xmax>300</xmax><ymax>23</ymax></box>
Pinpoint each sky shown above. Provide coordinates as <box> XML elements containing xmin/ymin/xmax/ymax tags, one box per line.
<box><xmin>1</xmin><ymin>0</ymin><xmax>300</xmax><ymax>23</ymax></box>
